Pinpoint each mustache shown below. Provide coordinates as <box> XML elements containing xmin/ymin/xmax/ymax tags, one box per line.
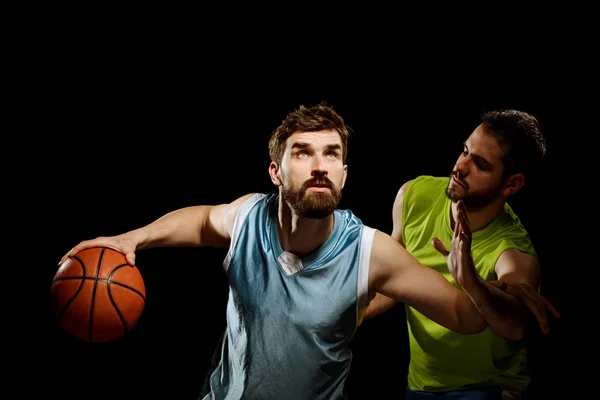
<box><xmin>303</xmin><ymin>177</ymin><xmax>334</xmax><ymax>190</ymax></box>
<box><xmin>450</xmin><ymin>171</ymin><xmax>467</xmax><ymax>188</ymax></box>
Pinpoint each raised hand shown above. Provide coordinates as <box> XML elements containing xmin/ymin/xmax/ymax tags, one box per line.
<box><xmin>431</xmin><ymin>200</ymin><xmax>477</xmax><ymax>289</ymax></box>
<box><xmin>58</xmin><ymin>233</ymin><xmax>138</xmax><ymax>267</ymax></box>
<box><xmin>431</xmin><ymin>200</ymin><xmax>561</xmax><ymax>335</ymax></box>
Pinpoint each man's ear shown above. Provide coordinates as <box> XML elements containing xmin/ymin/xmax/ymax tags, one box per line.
<box><xmin>269</xmin><ymin>162</ymin><xmax>282</xmax><ymax>186</ymax></box>
<box><xmin>341</xmin><ymin>164</ymin><xmax>348</xmax><ymax>189</ymax></box>
<box><xmin>503</xmin><ymin>173</ymin><xmax>525</xmax><ymax>196</ymax></box>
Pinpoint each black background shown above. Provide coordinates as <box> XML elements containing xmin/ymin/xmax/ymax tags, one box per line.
<box><xmin>25</xmin><ymin>24</ymin><xmax>583</xmax><ymax>399</ymax></box>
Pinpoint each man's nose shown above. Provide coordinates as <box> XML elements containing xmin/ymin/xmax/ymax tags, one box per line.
<box><xmin>312</xmin><ymin>155</ymin><xmax>328</xmax><ymax>176</ymax></box>
<box><xmin>455</xmin><ymin>158</ymin><xmax>470</xmax><ymax>178</ymax></box>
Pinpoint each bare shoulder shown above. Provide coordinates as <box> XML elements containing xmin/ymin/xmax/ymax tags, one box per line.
<box><xmin>221</xmin><ymin>193</ymin><xmax>260</xmax><ymax>219</ymax></box>
<box><xmin>230</xmin><ymin>193</ymin><xmax>259</xmax><ymax>207</ymax></box>
<box><xmin>369</xmin><ymin>230</ymin><xmax>395</xmax><ymax>287</ymax></box>
<box><xmin>394</xmin><ymin>179</ymin><xmax>414</xmax><ymax>203</ymax></box>
<box><xmin>369</xmin><ymin>230</ymin><xmax>411</xmax><ymax>284</ymax></box>
<box><xmin>399</xmin><ymin>179</ymin><xmax>414</xmax><ymax>194</ymax></box>
<box><xmin>497</xmin><ymin>248</ymin><xmax>539</xmax><ymax>268</ymax></box>
<box><xmin>391</xmin><ymin>179</ymin><xmax>415</xmax><ymax>243</ymax></box>
<box><xmin>210</xmin><ymin>193</ymin><xmax>260</xmax><ymax>239</ymax></box>
<box><xmin>368</xmin><ymin>229</ymin><xmax>435</xmax><ymax>298</ymax></box>
<box><xmin>496</xmin><ymin>248</ymin><xmax>540</xmax><ymax>286</ymax></box>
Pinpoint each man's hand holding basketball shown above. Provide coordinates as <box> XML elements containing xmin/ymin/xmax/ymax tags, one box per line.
<box><xmin>59</xmin><ymin>232</ymin><xmax>140</xmax><ymax>267</ymax></box>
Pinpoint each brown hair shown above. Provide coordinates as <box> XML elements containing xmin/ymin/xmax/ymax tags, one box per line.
<box><xmin>481</xmin><ymin>109</ymin><xmax>547</xmax><ymax>183</ymax></box>
<box><xmin>268</xmin><ymin>102</ymin><xmax>351</xmax><ymax>165</ymax></box>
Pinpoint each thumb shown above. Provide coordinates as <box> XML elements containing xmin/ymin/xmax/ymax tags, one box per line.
<box><xmin>431</xmin><ymin>238</ymin><xmax>449</xmax><ymax>256</ymax></box>
<box><xmin>125</xmin><ymin>252</ymin><xmax>136</xmax><ymax>267</ymax></box>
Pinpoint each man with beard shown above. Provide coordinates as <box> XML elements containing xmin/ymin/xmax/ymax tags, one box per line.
<box><xmin>58</xmin><ymin>104</ymin><xmax>556</xmax><ymax>400</ymax></box>
<box><xmin>363</xmin><ymin>109</ymin><xmax>560</xmax><ymax>399</ymax></box>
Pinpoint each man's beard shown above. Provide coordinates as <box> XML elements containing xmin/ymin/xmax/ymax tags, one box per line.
<box><xmin>282</xmin><ymin>177</ymin><xmax>342</xmax><ymax>219</ymax></box>
<box><xmin>445</xmin><ymin>172</ymin><xmax>503</xmax><ymax>209</ymax></box>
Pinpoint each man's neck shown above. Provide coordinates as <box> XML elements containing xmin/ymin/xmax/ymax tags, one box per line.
<box><xmin>277</xmin><ymin>204</ymin><xmax>335</xmax><ymax>256</ymax></box>
<box><xmin>450</xmin><ymin>200</ymin><xmax>505</xmax><ymax>233</ymax></box>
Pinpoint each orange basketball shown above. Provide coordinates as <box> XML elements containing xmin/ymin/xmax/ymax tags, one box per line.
<box><xmin>50</xmin><ymin>247</ymin><xmax>146</xmax><ymax>343</ymax></box>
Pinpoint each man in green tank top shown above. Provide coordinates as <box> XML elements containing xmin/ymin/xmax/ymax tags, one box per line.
<box><xmin>363</xmin><ymin>109</ymin><xmax>560</xmax><ymax>399</ymax></box>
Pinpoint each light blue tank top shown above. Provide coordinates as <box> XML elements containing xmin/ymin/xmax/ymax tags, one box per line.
<box><xmin>202</xmin><ymin>193</ymin><xmax>375</xmax><ymax>400</ymax></box>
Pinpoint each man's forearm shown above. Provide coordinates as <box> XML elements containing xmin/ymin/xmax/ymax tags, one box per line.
<box><xmin>363</xmin><ymin>293</ymin><xmax>397</xmax><ymax>321</ymax></box>
<box><xmin>461</xmin><ymin>278</ymin><xmax>526</xmax><ymax>340</ymax></box>
<box><xmin>134</xmin><ymin>206</ymin><xmax>210</xmax><ymax>250</ymax></box>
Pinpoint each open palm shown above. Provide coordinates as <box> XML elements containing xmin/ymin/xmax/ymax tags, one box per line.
<box><xmin>431</xmin><ymin>200</ymin><xmax>476</xmax><ymax>289</ymax></box>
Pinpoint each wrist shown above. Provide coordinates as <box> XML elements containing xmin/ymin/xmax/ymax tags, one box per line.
<box><xmin>131</xmin><ymin>228</ymin><xmax>147</xmax><ymax>250</ymax></box>
<box><xmin>459</xmin><ymin>274</ymin><xmax>484</xmax><ymax>293</ymax></box>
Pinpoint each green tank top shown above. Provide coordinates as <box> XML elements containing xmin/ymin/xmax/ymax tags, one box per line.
<box><xmin>403</xmin><ymin>176</ymin><xmax>536</xmax><ymax>392</ymax></box>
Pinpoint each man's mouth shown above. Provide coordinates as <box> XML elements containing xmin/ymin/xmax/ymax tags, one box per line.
<box><xmin>452</xmin><ymin>176</ymin><xmax>465</xmax><ymax>188</ymax></box>
<box><xmin>308</xmin><ymin>181</ymin><xmax>332</xmax><ymax>189</ymax></box>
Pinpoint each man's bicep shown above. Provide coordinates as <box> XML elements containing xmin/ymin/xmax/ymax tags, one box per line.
<box><xmin>370</xmin><ymin>231</ymin><xmax>453</xmax><ymax>304</ymax></box>
<box><xmin>369</xmin><ymin>231</ymin><xmax>470</xmax><ymax>332</ymax></box>
<box><xmin>495</xmin><ymin>248</ymin><xmax>541</xmax><ymax>289</ymax></box>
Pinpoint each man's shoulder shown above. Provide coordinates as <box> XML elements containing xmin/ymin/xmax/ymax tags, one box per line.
<box><xmin>335</xmin><ymin>208</ymin><xmax>364</xmax><ymax>227</ymax></box>
<box><xmin>406</xmin><ymin>175</ymin><xmax>448</xmax><ymax>195</ymax></box>
<box><xmin>412</xmin><ymin>175</ymin><xmax>448</xmax><ymax>185</ymax></box>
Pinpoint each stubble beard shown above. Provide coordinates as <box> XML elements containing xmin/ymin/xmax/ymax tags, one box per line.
<box><xmin>445</xmin><ymin>173</ymin><xmax>503</xmax><ymax>210</ymax></box>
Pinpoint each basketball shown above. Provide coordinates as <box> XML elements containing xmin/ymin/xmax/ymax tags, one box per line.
<box><xmin>50</xmin><ymin>247</ymin><xmax>146</xmax><ymax>343</ymax></box>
